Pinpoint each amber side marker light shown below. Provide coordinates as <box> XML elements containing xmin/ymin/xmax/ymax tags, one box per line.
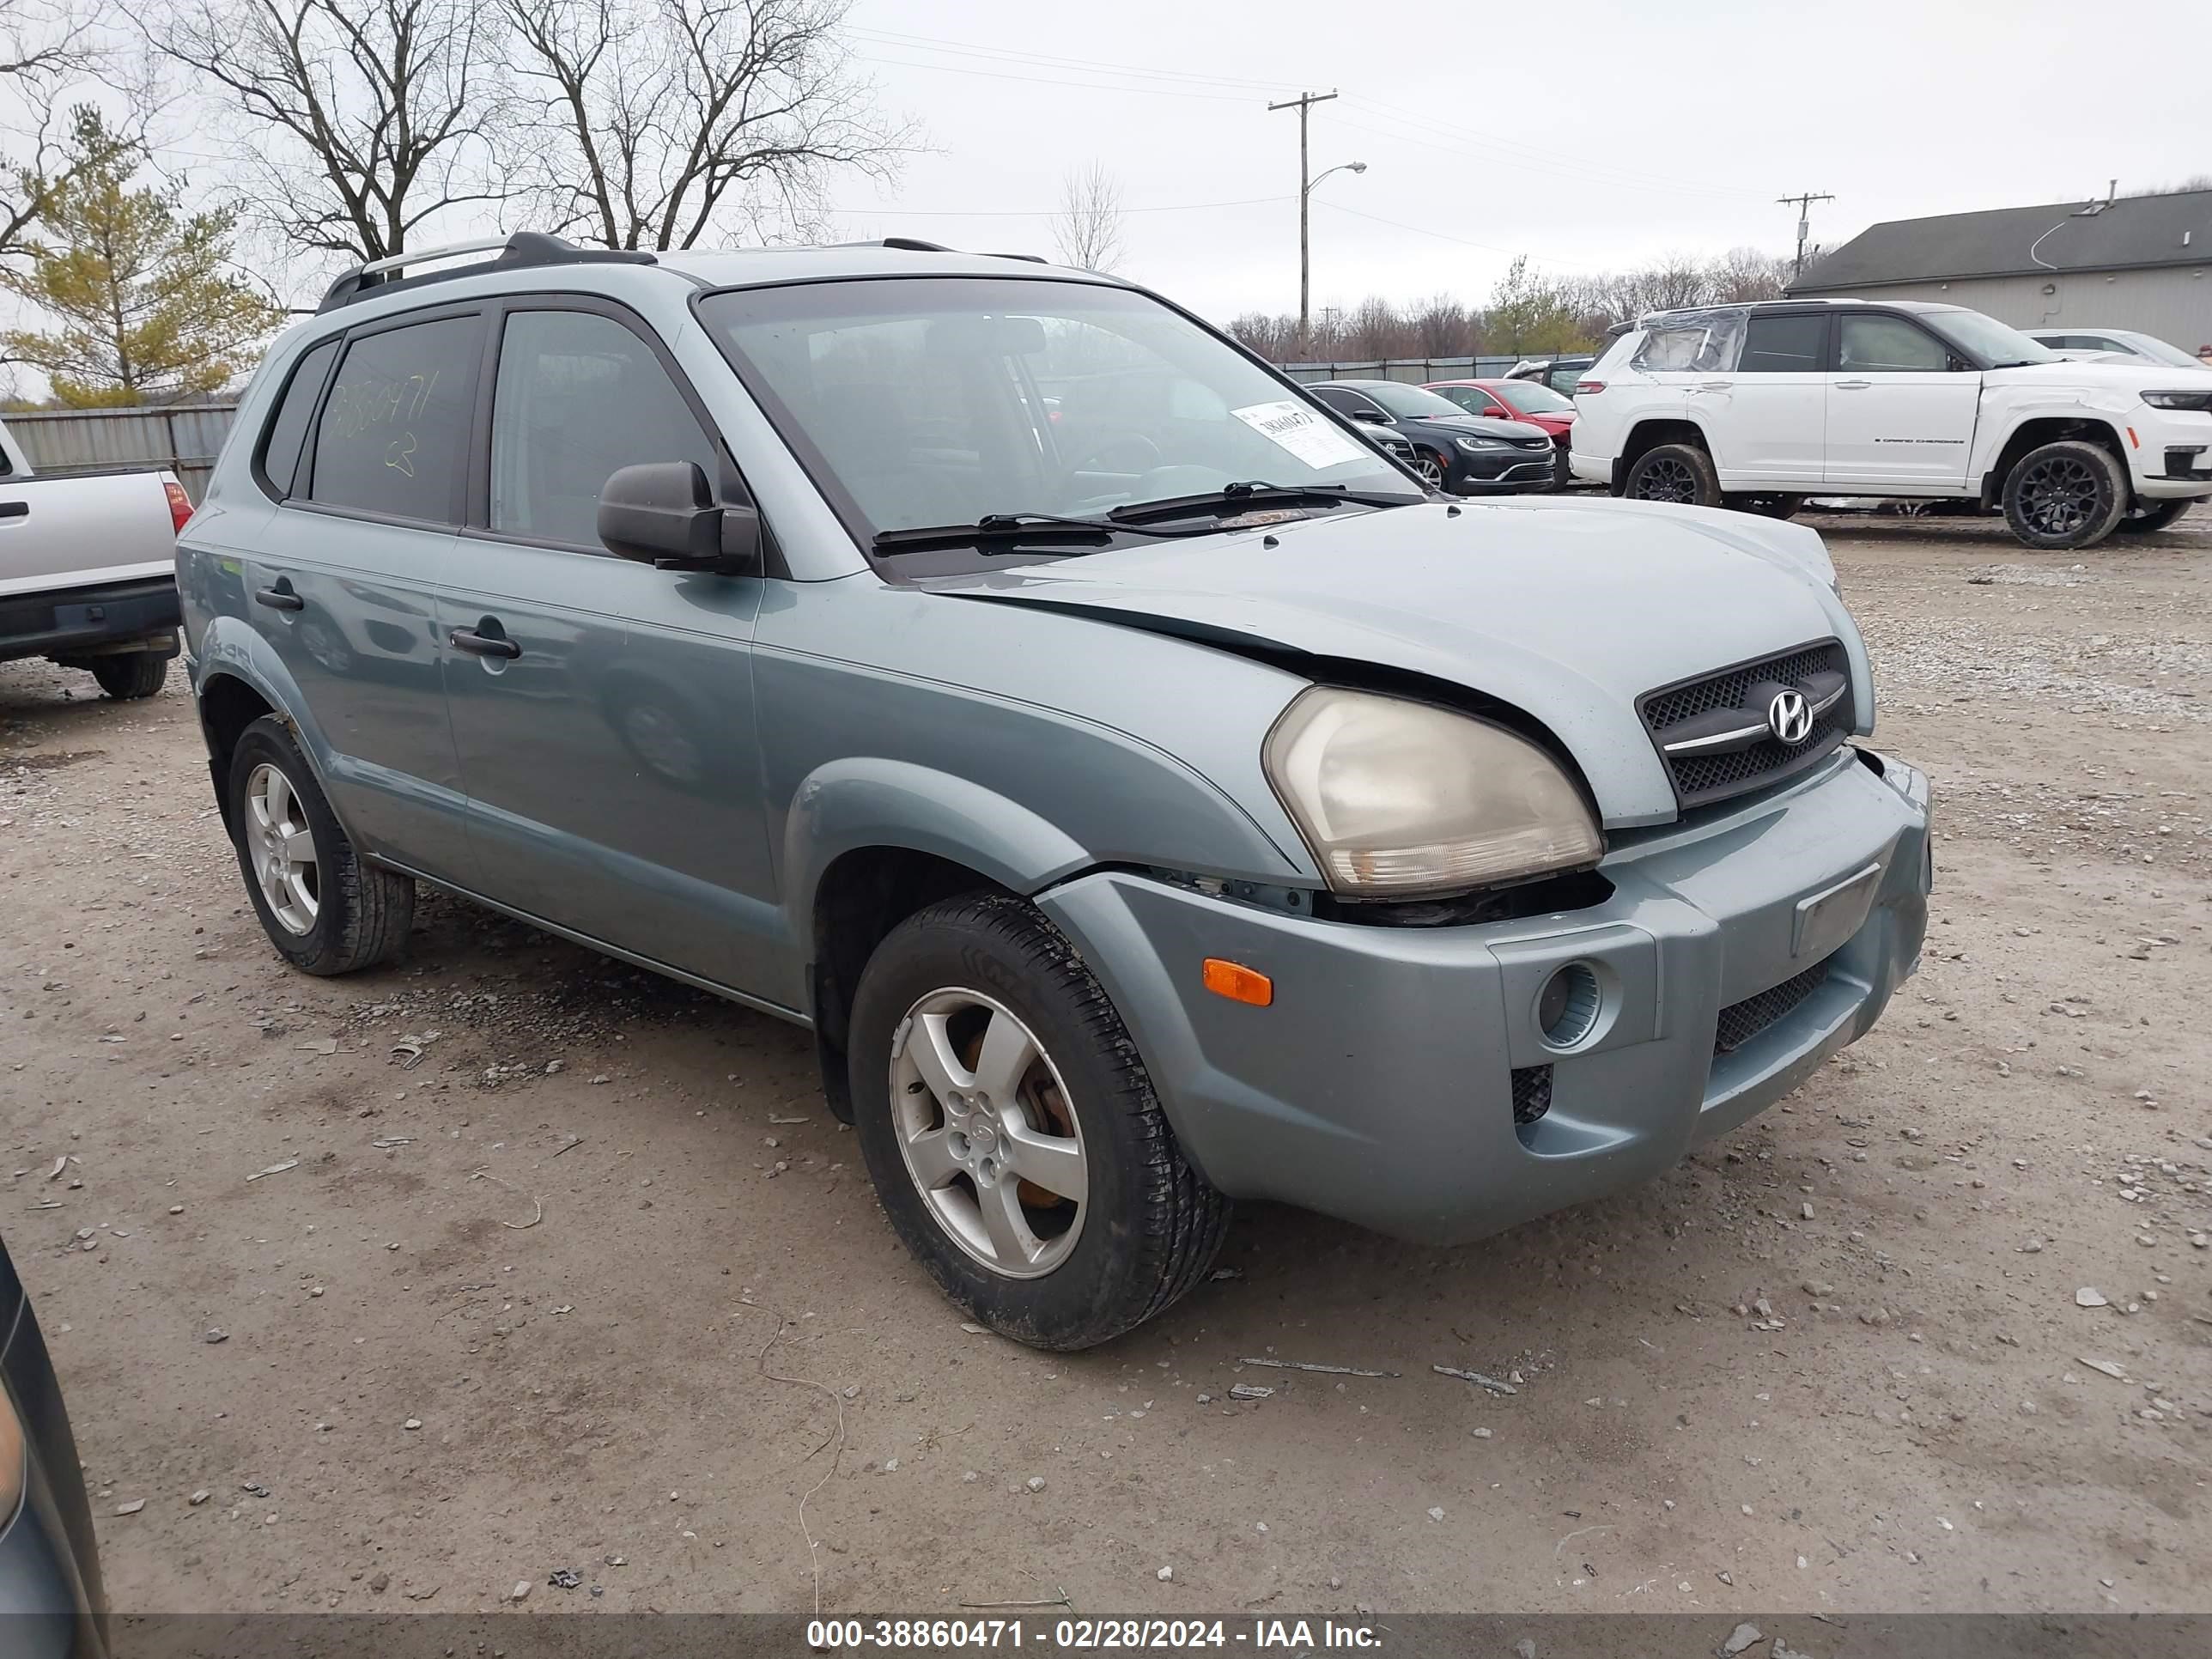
<box><xmin>1202</xmin><ymin>958</ymin><xmax>1273</xmax><ymax>1006</ymax></box>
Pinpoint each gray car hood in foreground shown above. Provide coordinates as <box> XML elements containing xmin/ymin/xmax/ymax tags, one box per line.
<box><xmin>948</xmin><ymin>496</ymin><xmax>1865</xmax><ymax>830</ymax></box>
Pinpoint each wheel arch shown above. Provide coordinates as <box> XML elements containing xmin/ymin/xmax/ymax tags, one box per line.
<box><xmin>1613</xmin><ymin>418</ymin><xmax>1716</xmax><ymax>493</ymax></box>
<box><xmin>788</xmin><ymin>760</ymin><xmax>1098</xmax><ymax>1121</ymax></box>
<box><xmin>1979</xmin><ymin>416</ymin><xmax>2130</xmax><ymax>507</ymax></box>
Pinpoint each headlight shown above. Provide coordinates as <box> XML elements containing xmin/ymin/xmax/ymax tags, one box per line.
<box><xmin>1263</xmin><ymin>688</ymin><xmax>1602</xmax><ymax>897</ymax></box>
<box><xmin>2142</xmin><ymin>389</ymin><xmax>2212</xmax><ymax>411</ymax></box>
<box><xmin>1455</xmin><ymin>435</ymin><xmax>1504</xmax><ymax>453</ymax></box>
<box><xmin>0</xmin><ymin>1382</ymin><xmax>23</xmax><ymax>1524</ymax></box>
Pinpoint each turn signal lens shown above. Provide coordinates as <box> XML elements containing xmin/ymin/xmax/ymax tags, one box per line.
<box><xmin>1201</xmin><ymin>958</ymin><xmax>1273</xmax><ymax>1006</ymax></box>
<box><xmin>0</xmin><ymin>1382</ymin><xmax>24</xmax><ymax>1523</ymax></box>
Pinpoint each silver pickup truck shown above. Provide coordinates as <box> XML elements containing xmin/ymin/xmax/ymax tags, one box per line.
<box><xmin>0</xmin><ymin>416</ymin><xmax>192</xmax><ymax>699</ymax></box>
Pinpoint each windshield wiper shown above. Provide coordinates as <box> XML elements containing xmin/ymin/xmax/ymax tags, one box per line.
<box><xmin>872</xmin><ymin>512</ymin><xmax>1226</xmax><ymax>556</ymax></box>
<box><xmin>1109</xmin><ymin>481</ymin><xmax>1417</xmax><ymax>525</ymax></box>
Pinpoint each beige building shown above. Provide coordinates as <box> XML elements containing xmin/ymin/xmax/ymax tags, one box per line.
<box><xmin>1790</xmin><ymin>187</ymin><xmax>2212</xmax><ymax>352</ymax></box>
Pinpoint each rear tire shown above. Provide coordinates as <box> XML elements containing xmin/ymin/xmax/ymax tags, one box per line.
<box><xmin>2002</xmin><ymin>440</ymin><xmax>2127</xmax><ymax>550</ymax></box>
<box><xmin>227</xmin><ymin>715</ymin><xmax>413</xmax><ymax>975</ymax></box>
<box><xmin>2114</xmin><ymin>497</ymin><xmax>2191</xmax><ymax>535</ymax></box>
<box><xmin>1625</xmin><ymin>441</ymin><xmax>1721</xmax><ymax>507</ymax></box>
<box><xmin>89</xmin><ymin>650</ymin><xmax>169</xmax><ymax>700</ymax></box>
<box><xmin>848</xmin><ymin>891</ymin><xmax>1230</xmax><ymax>1350</ymax></box>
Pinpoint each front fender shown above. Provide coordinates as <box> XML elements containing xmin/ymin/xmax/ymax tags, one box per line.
<box><xmin>781</xmin><ymin>758</ymin><xmax>1114</xmax><ymax>976</ymax></box>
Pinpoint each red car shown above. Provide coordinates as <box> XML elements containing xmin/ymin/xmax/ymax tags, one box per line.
<box><xmin>1422</xmin><ymin>379</ymin><xmax>1577</xmax><ymax>485</ymax></box>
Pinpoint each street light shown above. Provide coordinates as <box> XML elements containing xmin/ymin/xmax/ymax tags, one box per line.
<box><xmin>1297</xmin><ymin>161</ymin><xmax>1366</xmax><ymax>352</ymax></box>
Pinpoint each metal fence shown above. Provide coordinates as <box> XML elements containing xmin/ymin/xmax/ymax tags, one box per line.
<box><xmin>1275</xmin><ymin>355</ymin><xmax>1536</xmax><ymax>385</ymax></box>
<box><xmin>7</xmin><ymin>403</ymin><xmax>240</xmax><ymax>502</ymax></box>
<box><xmin>0</xmin><ymin>356</ymin><xmax>1547</xmax><ymax>492</ymax></box>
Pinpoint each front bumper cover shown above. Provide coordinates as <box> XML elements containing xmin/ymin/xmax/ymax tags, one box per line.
<box><xmin>1040</xmin><ymin>745</ymin><xmax>1931</xmax><ymax>1244</ymax></box>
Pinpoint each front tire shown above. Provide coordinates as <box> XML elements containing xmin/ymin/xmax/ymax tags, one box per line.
<box><xmin>848</xmin><ymin>892</ymin><xmax>1230</xmax><ymax>1350</ymax></box>
<box><xmin>89</xmin><ymin>650</ymin><xmax>169</xmax><ymax>700</ymax></box>
<box><xmin>2002</xmin><ymin>440</ymin><xmax>2127</xmax><ymax>550</ymax></box>
<box><xmin>2114</xmin><ymin>497</ymin><xmax>2191</xmax><ymax>535</ymax></box>
<box><xmin>227</xmin><ymin>716</ymin><xmax>413</xmax><ymax>975</ymax></box>
<box><xmin>1625</xmin><ymin>441</ymin><xmax>1721</xmax><ymax>507</ymax></box>
<box><xmin>1412</xmin><ymin>449</ymin><xmax>1449</xmax><ymax>491</ymax></box>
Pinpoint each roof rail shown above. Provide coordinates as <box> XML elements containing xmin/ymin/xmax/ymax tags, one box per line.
<box><xmin>318</xmin><ymin>231</ymin><xmax>659</xmax><ymax>313</ymax></box>
<box><xmin>829</xmin><ymin>236</ymin><xmax>1049</xmax><ymax>264</ymax></box>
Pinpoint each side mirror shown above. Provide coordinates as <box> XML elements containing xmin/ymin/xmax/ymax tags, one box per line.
<box><xmin>598</xmin><ymin>462</ymin><xmax>761</xmax><ymax>576</ymax></box>
<box><xmin>1483</xmin><ymin>406</ymin><xmax>1509</xmax><ymax>417</ymax></box>
<box><xmin>1352</xmin><ymin>408</ymin><xmax>1389</xmax><ymax>424</ymax></box>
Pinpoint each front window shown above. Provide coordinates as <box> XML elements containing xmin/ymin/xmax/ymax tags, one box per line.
<box><xmin>698</xmin><ymin>278</ymin><xmax>1418</xmax><ymax>551</ymax></box>
<box><xmin>1488</xmin><ymin>380</ymin><xmax>1573</xmax><ymax>416</ymax></box>
<box><xmin>1838</xmin><ymin>314</ymin><xmax>1954</xmax><ymax>373</ymax></box>
<box><xmin>1919</xmin><ymin>309</ymin><xmax>2058</xmax><ymax>368</ymax></box>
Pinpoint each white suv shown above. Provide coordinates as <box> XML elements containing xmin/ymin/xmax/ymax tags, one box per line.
<box><xmin>1570</xmin><ymin>299</ymin><xmax>2212</xmax><ymax>549</ymax></box>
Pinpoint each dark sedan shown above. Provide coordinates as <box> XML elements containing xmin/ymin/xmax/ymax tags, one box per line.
<box><xmin>1307</xmin><ymin>380</ymin><xmax>1557</xmax><ymax>495</ymax></box>
<box><xmin>1</xmin><ymin>1231</ymin><xmax>106</xmax><ymax>1657</ymax></box>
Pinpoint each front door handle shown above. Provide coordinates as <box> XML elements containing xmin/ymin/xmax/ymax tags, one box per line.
<box><xmin>449</xmin><ymin>626</ymin><xmax>521</xmax><ymax>660</ymax></box>
<box><xmin>0</xmin><ymin>500</ymin><xmax>28</xmax><ymax>520</ymax></box>
<box><xmin>1697</xmin><ymin>380</ymin><xmax>1733</xmax><ymax>391</ymax></box>
<box><xmin>254</xmin><ymin>580</ymin><xmax>304</xmax><ymax>611</ymax></box>
<box><xmin>1834</xmin><ymin>379</ymin><xmax>1873</xmax><ymax>390</ymax></box>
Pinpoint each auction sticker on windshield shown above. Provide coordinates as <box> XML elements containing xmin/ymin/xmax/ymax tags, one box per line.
<box><xmin>1232</xmin><ymin>400</ymin><xmax>1371</xmax><ymax>470</ymax></box>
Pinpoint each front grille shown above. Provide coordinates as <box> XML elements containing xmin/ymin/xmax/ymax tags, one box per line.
<box><xmin>1510</xmin><ymin>1064</ymin><xmax>1553</xmax><ymax>1126</ymax></box>
<box><xmin>1640</xmin><ymin>639</ymin><xmax>1850</xmax><ymax>811</ymax></box>
<box><xmin>1713</xmin><ymin>958</ymin><xmax>1832</xmax><ymax>1055</ymax></box>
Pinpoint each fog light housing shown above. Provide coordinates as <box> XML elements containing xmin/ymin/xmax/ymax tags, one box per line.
<box><xmin>1537</xmin><ymin>962</ymin><xmax>1601</xmax><ymax>1048</ymax></box>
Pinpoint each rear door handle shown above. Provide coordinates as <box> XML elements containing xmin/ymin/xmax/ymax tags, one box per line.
<box><xmin>254</xmin><ymin>581</ymin><xmax>304</xmax><ymax>611</ymax></box>
<box><xmin>1834</xmin><ymin>380</ymin><xmax>1873</xmax><ymax>390</ymax></box>
<box><xmin>0</xmin><ymin>501</ymin><xmax>27</xmax><ymax>520</ymax></box>
<box><xmin>449</xmin><ymin>627</ymin><xmax>521</xmax><ymax>660</ymax></box>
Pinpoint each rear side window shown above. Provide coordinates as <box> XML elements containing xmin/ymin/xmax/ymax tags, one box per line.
<box><xmin>307</xmin><ymin>314</ymin><xmax>483</xmax><ymax>522</ymax></box>
<box><xmin>1739</xmin><ymin>313</ymin><xmax>1828</xmax><ymax>373</ymax></box>
<box><xmin>258</xmin><ymin>337</ymin><xmax>339</xmax><ymax>498</ymax></box>
<box><xmin>489</xmin><ymin>309</ymin><xmax>719</xmax><ymax>548</ymax></box>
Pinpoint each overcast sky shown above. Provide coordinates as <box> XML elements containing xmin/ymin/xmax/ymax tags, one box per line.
<box><xmin>826</xmin><ymin>0</ymin><xmax>2212</xmax><ymax>323</ymax></box>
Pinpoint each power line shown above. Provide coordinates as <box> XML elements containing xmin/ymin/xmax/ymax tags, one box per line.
<box><xmin>1334</xmin><ymin>106</ymin><xmax>1767</xmax><ymax>205</ymax></box>
<box><xmin>845</xmin><ymin>27</ymin><xmax>1300</xmax><ymax>94</ymax></box>
<box><xmin>851</xmin><ymin>51</ymin><xmax>1261</xmax><ymax>103</ymax></box>
<box><xmin>830</xmin><ymin>194</ymin><xmax>1293</xmax><ymax>221</ymax></box>
<box><xmin>1311</xmin><ymin>200</ymin><xmax>1600</xmax><ymax>269</ymax></box>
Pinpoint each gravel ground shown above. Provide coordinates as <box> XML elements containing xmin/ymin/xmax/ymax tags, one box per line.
<box><xmin>2</xmin><ymin>507</ymin><xmax>2207</xmax><ymax>1618</ymax></box>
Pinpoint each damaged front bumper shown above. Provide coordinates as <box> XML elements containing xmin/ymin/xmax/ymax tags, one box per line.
<box><xmin>1039</xmin><ymin>745</ymin><xmax>1932</xmax><ymax>1245</ymax></box>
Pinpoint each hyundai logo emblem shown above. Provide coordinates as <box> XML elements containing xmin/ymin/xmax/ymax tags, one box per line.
<box><xmin>1767</xmin><ymin>689</ymin><xmax>1814</xmax><ymax>745</ymax></box>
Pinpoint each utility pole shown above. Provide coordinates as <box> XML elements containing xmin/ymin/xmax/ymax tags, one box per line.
<box><xmin>1269</xmin><ymin>89</ymin><xmax>1339</xmax><ymax>352</ymax></box>
<box><xmin>1777</xmin><ymin>191</ymin><xmax>1835</xmax><ymax>277</ymax></box>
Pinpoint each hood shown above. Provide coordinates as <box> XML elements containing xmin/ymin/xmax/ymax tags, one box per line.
<box><xmin>945</xmin><ymin>496</ymin><xmax>1864</xmax><ymax>829</ymax></box>
<box><xmin>1986</xmin><ymin>360</ymin><xmax>2196</xmax><ymax>394</ymax></box>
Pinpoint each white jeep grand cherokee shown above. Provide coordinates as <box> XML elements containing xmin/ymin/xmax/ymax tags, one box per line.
<box><xmin>1570</xmin><ymin>299</ymin><xmax>2212</xmax><ymax>549</ymax></box>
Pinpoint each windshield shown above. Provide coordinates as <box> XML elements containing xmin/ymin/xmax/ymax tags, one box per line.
<box><xmin>2118</xmin><ymin>332</ymin><xmax>2204</xmax><ymax>368</ymax></box>
<box><xmin>1490</xmin><ymin>381</ymin><xmax>1574</xmax><ymax>416</ymax></box>
<box><xmin>1924</xmin><ymin>309</ymin><xmax>2059</xmax><ymax>368</ymax></box>
<box><xmin>698</xmin><ymin>278</ymin><xmax>1419</xmax><ymax>546</ymax></box>
<box><xmin>1358</xmin><ymin>382</ymin><xmax>1474</xmax><ymax>421</ymax></box>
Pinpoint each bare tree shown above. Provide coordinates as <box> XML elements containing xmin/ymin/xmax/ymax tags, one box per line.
<box><xmin>2</xmin><ymin>0</ymin><xmax>121</xmax><ymax>263</ymax></box>
<box><xmin>1051</xmin><ymin>161</ymin><xmax>1122</xmax><ymax>272</ymax></box>
<box><xmin>500</xmin><ymin>0</ymin><xmax>908</xmax><ymax>252</ymax></box>
<box><xmin>151</xmin><ymin>0</ymin><xmax>509</xmax><ymax>263</ymax></box>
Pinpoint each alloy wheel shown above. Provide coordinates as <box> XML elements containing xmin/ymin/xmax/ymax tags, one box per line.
<box><xmin>2018</xmin><ymin>454</ymin><xmax>2103</xmax><ymax>537</ymax></box>
<box><xmin>1634</xmin><ymin>456</ymin><xmax>1697</xmax><ymax>503</ymax></box>
<box><xmin>889</xmin><ymin>989</ymin><xmax>1088</xmax><ymax>1279</ymax></box>
<box><xmin>245</xmin><ymin>763</ymin><xmax>319</xmax><ymax>935</ymax></box>
<box><xmin>1413</xmin><ymin>453</ymin><xmax>1446</xmax><ymax>490</ymax></box>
